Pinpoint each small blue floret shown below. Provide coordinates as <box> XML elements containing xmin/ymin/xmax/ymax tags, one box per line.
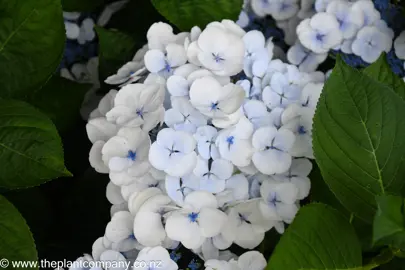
<box><xmin>188</xmin><ymin>212</ymin><xmax>199</xmax><ymax>222</ymax></box>
<box><xmin>226</xmin><ymin>136</ymin><xmax>234</xmax><ymax>145</ymax></box>
<box><xmin>127</xmin><ymin>150</ymin><xmax>137</xmax><ymax>161</ymax></box>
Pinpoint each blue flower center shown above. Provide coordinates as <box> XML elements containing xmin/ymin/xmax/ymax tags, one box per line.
<box><xmin>315</xmin><ymin>33</ymin><xmax>325</xmax><ymax>42</ymax></box>
<box><xmin>164</xmin><ymin>62</ymin><xmax>172</xmax><ymax>72</ymax></box>
<box><xmin>129</xmin><ymin>71</ymin><xmax>135</xmax><ymax>76</ymax></box>
<box><xmin>269</xmin><ymin>192</ymin><xmax>280</xmax><ymax>207</ymax></box>
<box><xmin>212</xmin><ymin>53</ymin><xmax>225</xmax><ymax>63</ymax></box>
<box><xmin>128</xmin><ymin>233</ymin><xmax>136</xmax><ymax>240</ymax></box>
<box><xmin>188</xmin><ymin>212</ymin><xmax>199</xmax><ymax>222</ymax></box>
<box><xmin>280</xmin><ymin>2</ymin><xmax>289</xmax><ymax>10</ymax></box>
<box><xmin>127</xmin><ymin>150</ymin><xmax>137</xmax><ymax>161</ymax></box>
<box><xmin>238</xmin><ymin>213</ymin><xmax>251</xmax><ymax>224</ymax></box>
<box><xmin>136</xmin><ymin>108</ymin><xmax>144</xmax><ymax>117</ymax></box>
<box><xmin>210</xmin><ymin>102</ymin><xmax>219</xmax><ymax>110</ymax></box>
<box><xmin>226</xmin><ymin>136</ymin><xmax>235</xmax><ymax>145</ymax></box>
<box><xmin>298</xmin><ymin>125</ymin><xmax>306</xmax><ymax>134</ymax></box>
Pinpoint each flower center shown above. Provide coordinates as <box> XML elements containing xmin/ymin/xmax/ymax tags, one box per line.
<box><xmin>127</xmin><ymin>150</ymin><xmax>137</xmax><ymax>161</ymax></box>
<box><xmin>128</xmin><ymin>233</ymin><xmax>136</xmax><ymax>240</ymax></box>
<box><xmin>226</xmin><ymin>136</ymin><xmax>234</xmax><ymax>145</ymax></box>
<box><xmin>315</xmin><ymin>33</ymin><xmax>325</xmax><ymax>42</ymax></box>
<box><xmin>188</xmin><ymin>212</ymin><xmax>199</xmax><ymax>222</ymax></box>
<box><xmin>238</xmin><ymin>213</ymin><xmax>251</xmax><ymax>224</ymax></box>
<box><xmin>164</xmin><ymin>61</ymin><xmax>172</xmax><ymax>72</ymax></box>
<box><xmin>298</xmin><ymin>125</ymin><xmax>307</xmax><ymax>134</ymax></box>
<box><xmin>212</xmin><ymin>53</ymin><xmax>225</xmax><ymax>63</ymax></box>
<box><xmin>269</xmin><ymin>192</ymin><xmax>280</xmax><ymax>207</ymax></box>
<box><xmin>210</xmin><ymin>102</ymin><xmax>219</xmax><ymax>110</ymax></box>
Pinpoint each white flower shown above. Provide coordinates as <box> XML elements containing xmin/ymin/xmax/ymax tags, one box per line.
<box><xmin>65</xmin><ymin>21</ymin><xmax>80</xmax><ymax>40</ymax></box>
<box><xmin>128</xmin><ymin>187</ymin><xmax>163</xmax><ymax>216</ymax></box>
<box><xmin>243</xmin><ymin>30</ymin><xmax>272</xmax><ymax>78</ymax></box>
<box><xmin>351</xmin><ymin>0</ymin><xmax>380</xmax><ymax>27</ymax></box>
<box><xmin>194</xmin><ymin>125</ymin><xmax>220</xmax><ymax>160</ymax></box>
<box><xmin>341</xmin><ymin>38</ymin><xmax>354</xmax><ymax>54</ymax></box>
<box><xmin>107</xmin><ymin>182</ymin><xmax>125</xmax><ymax>205</ymax></box>
<box><xmin>241</xmin><ymin>100</ymin><xmax>272</xmax><ymax>130</ymax></box>
<box><xmin>149</xmin><ymin>128</ymin><xmax>197</xmax><ymax>177</ymax></box>
<box><xmin>262</xmin><ymin>72</ymin><xmax>301</xmax><ymax>109</ymax></box>
<box><xmin>300</xmin><ymin>82</ymin><xmax>323</xmax><ymax>108</ymax></box>
<box><xmin>190</xmin><ymin>76</ymin><xmax>245</xmax><ymax>119</ymax></box>
<box><xmin>259</xmin><ymin>180</ymin><xmax>299</xmax><ymax>233</ymax></box>
<box><xmin>251</xmin><ymin>0</ymin><xmax>274</xmax><ymax>17</ymax></box>
<box><xmin>351</xmin><ymin>25</ymin><xmax>392</xmax><ymax>63</ymax></box>
<box><xmin>236</xmin><ymin>251</ymin><xmax>267</xmax><ymax>270</ymax></box>
<box><xmin>70</xmin><ymin>254</ymin><xmax>101</xmax><ymax>270</ymax></box>
<box><xmin>133</xmin><ymin>193</ymin><xmax>174</xmax><ymax>247</ymax></box>
<box><xmin>92</xmin><ymin>237</ymin><xmax>110</xmax><ymax>261</ymax></box>
<box><xmin>99</xmin><ymin>250</ymin><xmax>128</xmax><ymax>270</ymax></box>
<box><xmin>225</xmin><ymin>201</ymin><xmax>269</xmax><ymax>249</ymax></box>
<box><xmin>136</xmin><ymin>246</ymin><xmax>178</xmax><ymax>270</ymax></box>
<box><xmin>165</xmin><ymin>191</ymin><xmax>228</xmax><ymax>249</ymax></box>
<box><xmin>277</xmin><ymin>16</ymin><xmax>301</xmax><ymax>46</ymax></box>
<box><xmin>97</xmin><ymin>0</ymin><xmax>129</xmax><ymax>26</ymax></box>
<box><xmin>248</xmin><ymin>174</ymin><xmax>269</xmax><ymax>199</ymax></box>
<box><xmin>204</xmin><ymin>260</ymin><xmax>234</xmax><ymax>270</ymax></box>
<box><xmin>165</xmin><ymin>174</ymin><xmax>200</xmax><ymax>206</ymax></box>
<box><xmin>63</xmin><ymin>11</ymin><xmax>80</xmax><ymax>20</ymax></box>
<box><xmin>237</xmin><ymin>11</ymin><xmax>250</xmax><ymax>28</ymax></box>
<box><xmin>273</xmin><ymin>158</ymin><xmax>312</xmax><ymax>199</ymax></box>
<box><xmin>297</xmin><ymin>13</ymin><xmax>343</xmax><ymax>54</ymax></box>
<box><xmin>105</xmin><ymin>211</ymin><xmax>142</xmax><ymax>252</ymax></box>
<box><xmin>194</xmin><ymin>157</ymin><xmax>234</xmax><ymax>193</ymax></box>
<box><xmin>164</xmin><ymin>98</ymin><xmax>207</xmax><ymax>133</ymax></box>
<box><xmin>89</xmin><ymin>90</ymin><xmax>117</xmax><ymax>119</ymax></box>
<box><xmin>105</xmin><ymin>61</ymin><xmax>146</xmax><ymax>87</ymax></box>
<box><xmin>216</xmin><ymin>174</ymin><xmax>249</xmax><ymax>207</ymax></box>
<box><xmin>120</xmin><ymin>173</ymin><xmax>159</xmax><ymax>201</ymax></box>
<box><xmin>78</xmin><ymin>18</ymin><xmax>95</xmax><ymax>44</ymax></box>
<box><xmin>271</xmin><ymin>0</ymin><xmax>299</xmax><ymax>21</ymax></box>
<box><xmin>216</xmin><ymin>126</ymin><xmax>254</xmax><ymax>167</ymax></box>
<box><xmin>237</xmin><ymin>79</ymin><xmax>261</xmax><ymax>100</ymax></box>
<box><xmin>89</xmin><ymin>141</ymin><xmax>109</xmax><ymax>173</ymax></box>
<box><xmin>298</xmin><ymin>0</ymin><xmax>316</xmax><ymax>19</ymax></box>
<box><xmin>287</xmin><ymin>41</ymin><xmax>328</xmax><ymax>72</ymax></box>
<box><xmin>187</xmin><ymin>24</ymin><xmax>245</xmax><ymax>76</ymax></box>
<box><xmin>106</xmin><ymin>83</ymin><xmax>165</xmax><ymax>131</ymax></box>
<box><xmin>144</xmin><ymin>43</ymin><xmax>188</xmax><ymax>77</ymax></box>
<box><xmin>281</xmin><ymin>105</ymin><xmax>315</xmax><ymax>158</ymax></box>
<box><xmin>147</xmin><ymin>22</ymin><xmax>177</xmax><ymax>51</ymax></box>
<box><xmin>394</xmin><ymin>31</ymin><xmax>405</xmax><ymax>60</ymax></box>
<box><xmin>326</xmin><ymin>0</ymin><xmax>364</xmax><ymax>39</ymax></box>
<box><xmin>102</xmin><ymin>127</ymin><xmax>151</xmax><ymax>185</ymax></box>
<box><xmin>252</xmin><ymin>126</ymin><xmax>296</xmax><ymax>175</ymax></box>
<box><xmin>86</xmin><ymin>118</ymin><xmax>119</xmax><ymax>144</ymax></box>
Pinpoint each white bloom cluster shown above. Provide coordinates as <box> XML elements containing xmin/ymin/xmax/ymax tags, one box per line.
<box><xmin>63</xmin><ymin>0</ymin><xmax>129</xmax><ymax>44</ymax></box>
<box><xmin>82</xmin><ymin>19</ymin><xmax>325</xmax><ymax>270</ymax></box>
<box><xmin>295</xmin><ymin>0</ymin><xmax>393</xmax><ymax>64</ymax></box>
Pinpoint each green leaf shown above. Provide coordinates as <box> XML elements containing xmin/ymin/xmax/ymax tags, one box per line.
<box><xmin>309</xmin><ymin>161</ymin><xmax>374</xmax><ymax>251</ymax></box>
<box><xmin>312</xmin><ymin>56</ymin><xmax>405</xmax><ymax>223</ymax></box>
<box><xmin>373</xmin><ymin>195</ymin><xmax>405</xmax><ymax>249</ymax></box>
<box><xmin>0</xmin><ymin>0</ymin><xmax>65</xmax><ymax>99</ymax></box>
<box><xmin>61</xmin><ymin>0</ymin><xmax>105</xmax><ymax>11</ymax></box>
<box><xmin>363</xmin><ymin>53</ymin><xmax>405</xmax><ymax>100</ymax></box>
<box><xmin>151</xmin><ymin>0</ymin><xmax>243</xmax><ymax>31</ymax></box>
<box><xmin>380</xmin><ymin>258</ymin><xmax>405</xmax><ymax>270</ymax></box>
<box><xmin>26</xmin><ymin>76</ymin><xmax>91</xmax><ymax>133</ymax></box>
<box><xmin>267</xmin><ymin>204</ymin><xmax>362</xmax><ymax>270</ymax></box>
<box><xmin>0</xmin><ymin>100</ymin><xmax>71</xmax><ymax>189</ymax></box>
<box><xmin>0</xmin><ymin>195</ymin><xmax>38</xmax><ymax>269</ymax></box>
<box><xmin>96</xmin><ymin>27</ymin><xmax>139</xmax><ymax>82</ymax></box>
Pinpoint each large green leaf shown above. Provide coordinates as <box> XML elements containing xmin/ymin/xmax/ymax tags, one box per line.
<box><xmin>312</xmin><ymin>56</ymin><xmax>405</xmax><ymax>223</ymax></box>
<box><xmin>363</xmin><ymin>53</ymin><xmax>405</xmax><ymax>100</ymax></box>
<box><xmin>151</xmin><ymin>0</ymin><xmax>243</xmax><ymax>31</ymax></box>
<box><xmin>62</xmin><ymin>0</ymin><xmax>105</xmax><ymax>12</ymax></box>
<box><xmin>0</xmin><ymin>195</ymin><xmax>38</xmax><ymax>269</ymax></box>
<box><xmin>26</xmin><ymin>76</ymin><xmax>91</xmax><ymax>133</ymax></box>
<box><xmin>96</xmin><ymin>27</ymin><xmax>138</xmax><ymax>82</ymax></box>
<box><xmin>0</xmin><ymin>0</ymin><xmax>65</xmax><ymax>98</ymax></box>
<box><xmin>0</xmin><ymin>100</ymin><xmax>71</xmax><ymax>189</ymax></box>
<box><xmin>267</xmin><ymin>204</ymin><xmax>362</xmax><ymax>270</ymax></box>
<box><xmin>373</xmin><ymin>195</ymin><xmax>405</xmax><ymax>249</ymax></box>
